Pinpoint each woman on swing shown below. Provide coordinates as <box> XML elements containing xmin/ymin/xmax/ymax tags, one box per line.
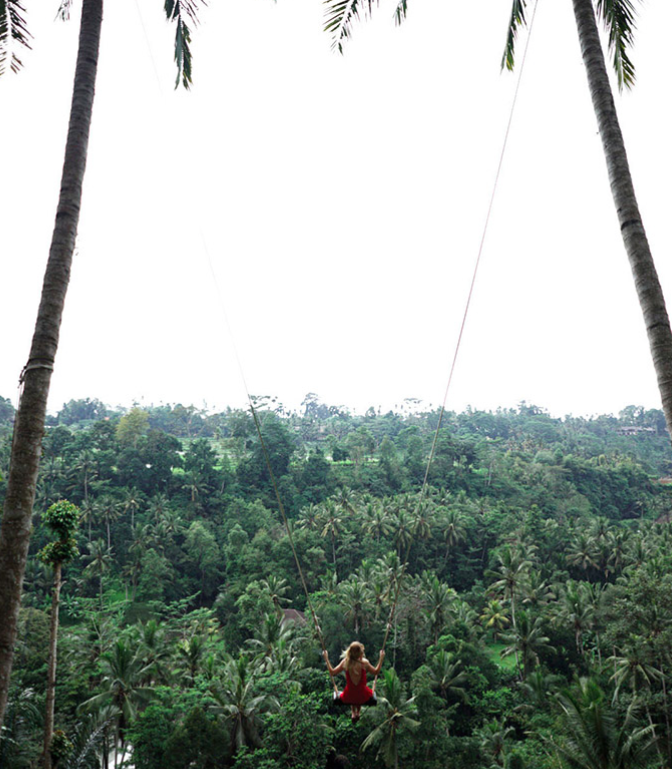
<box><xmin>323</xmin><ymin>642</ymin><xmax>385</xmax><ymax>722</ymax></box>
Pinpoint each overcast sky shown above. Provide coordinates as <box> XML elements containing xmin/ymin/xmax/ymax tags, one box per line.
<box><xmin>2</xmin><ymin>0</ymin><xmax>672</xmax><ymax>418</ymax></box>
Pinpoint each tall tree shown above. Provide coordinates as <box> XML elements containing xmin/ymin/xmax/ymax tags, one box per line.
<box><xmin>37</xmin><ymin>500</ymin><xmax>80</xmax><ymax>769</ymax></box>
<box><xmin>0</xmin><ymin>0</ymin><xmax>103</xmax><ymax>729</ymax></box>
<box><xmin>504</xmin><ymin>0</ymin><xmax>672</xmax><ymax>437</ymax></box>
<box><xmin>323</xmin><ymin>0</ymin><xmax>672</xmax><ymax>440</ymax></box>
<box><xmin>0</xmin><ymin>0</ymin><xmax>205</xmax><ymax>729</ymax></box>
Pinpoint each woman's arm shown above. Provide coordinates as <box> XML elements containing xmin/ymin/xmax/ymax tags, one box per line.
<box><xmin>364</xmin><ymin>650</ymin><xmax>385</xmax><ymax>675</ymax></box>
<box><xmin>323</xmin><ymin>651</ymin><xmax>345</xmax><ymax>676</ymax></box>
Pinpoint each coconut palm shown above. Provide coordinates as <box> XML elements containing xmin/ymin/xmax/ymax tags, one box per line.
<box><xmin>318</xmin><ymin>500</ymin><xmax>344</xmax><ymax>573</ymax></box>
<box><xmin>246</xmin><ymin>612</ymin><xmax>296</xmax><ymax>661</ymax></box>
<box><xmin>439</xmin><ymin>509</ymin><xmax>467</xmax><ymax>562</ymax></box>
<box><xmin>392</xmin><ymin>510</ymin><xmax>414</xmax><ymax>558</ymax></box>
<box><xmin>210</xmin><ymin>655</ymin><xmax>279</xmax><ymax>756</ymax></box>
<box><xmin>120</xmin><ymin>487</ymin><xmax>142</xmax><ymax>529</ymax></box>
<box><xmin>550</xmin><ymin>678</ymin><xmax>657</xmax><ymax>769</ymax></box>
<box><xmin>259</xmin><ymin>575</ymin><xmax>291</xmax><ymax>617</ymax></box>
<box><xmin>503</xmin><ymin>0</ymin><xmax>672</xmax><ymax>437</ymax></box>
<box><xmin>480</xmin><ymin>599</ymin><xmax>511</xmax><ymax>641</ymax></box>
<box><xmin>69</xmin><ymin>450</ymin><xmax>99</xmax><ymax>504</ymax></box>
<box><xmin>487</xmin><ymin>545</ymin><xmax>532</xmax><ymax>629</ymax></box>
<box><xmin>339</xmin><ymin>577</ymin><xmax>371</xmax><ymax>638</ymax></box>
<box><xmin>411</xmin><ymin>501</ymin><xmax>434</xmax><ymax>542</ymax></box>
<box><xmin>365</xmin><ymin>503</ymin><xmax>394</xmax><ymax>541</ymax></box>
<box><xmin>422</xmin><ymin>574</ymin><xmax>455</xmax><ymax>645</ymax></box>
<box><xmin>477</xmin><ymin>719</ymin><xmax>515</xmax><ymax>768</ymax></box>
<box><xmin>361</xmin><ymin>669</ymin><xmax>420</xmax><ymax>769</ymax></box>
<box><xmin>95</xmin><ymin>496</ymin><xmax>121</xmax><ymax>551</ymax></box>
<box><xmin>609</xmin><ymin>647</ymin><xmax>663</xmax><ymax>704</ymax></box>
<box><xmin>426</xmin><ymin>650</ymin><xmax>467</xmax><ymax>703</ymax></box>
<box><xmin>297</xmin><ymin>503</ymin><xmax>321</xmax><ymax>532</ymax></box>
<box><xmin>83</xmin><ymin>539</ymin><xmax>113</xmax><ymax>605</ymax></box>
<box><xmin>0</xmin><ymin>0</ymin><xmax>206</xmax><ymax>726</ymax></box>
<box><xmin>555</xmin><ymin>580</ymin><xmax>595</xmax><ymax>657</ymax></box>
<box><xmin>501</xmin><ymin>609</ymin><xmax>554</xmax><ymax>680</ymax></box>
<box><xmin>79</xmin><ymin>640</ymin><xmax>154</xmax><ymax>767</ymax></box>
<box><xmin>177</xmin><ymin>634</ymin><xmax>206</xmax><ymax>685</ymax></box>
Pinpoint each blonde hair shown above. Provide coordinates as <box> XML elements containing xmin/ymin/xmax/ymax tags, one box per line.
<box><xmin>343</xmin><ymin>642</ymin><xmax>365</xmax><ymax>671</ymax></box>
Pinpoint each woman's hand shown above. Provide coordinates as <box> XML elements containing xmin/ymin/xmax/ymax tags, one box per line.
<box><xmin>323</xmin><ymin>650</ymin><xmax>329</xmax><ymax>660</ymax></box>
<box><xmin>379</xmin><ymin>650</ymin><xmax>385</xmax><ymax>660</ymax></box>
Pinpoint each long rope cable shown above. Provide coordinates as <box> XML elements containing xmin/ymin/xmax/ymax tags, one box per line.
<box><xmin>130</xmin><ymin>0</ymin><xmax>540</xmax><ymax>698</ymax></box>
<box><xmin>370</xmin><ymin>0</ymin><xmax>542</xmax><ymax>693</ymax></box>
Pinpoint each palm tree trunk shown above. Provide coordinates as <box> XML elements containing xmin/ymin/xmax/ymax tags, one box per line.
<box><xmin>571</xmin><ymin>0</ymin><xmax>672</xmax><ymax>437</ymax></box>
<box><xmin>42</xmin><ymin>562</ymin><xmax>63</xmax><ymax>769</ymax></box>
<box><xmin>659</xmin><ymin>660</ymin><xmax>672</xmax><ymax>764</ymax></box>
<box><xmin>0</xmin><ymin>0</ymin><xmax>103</xmax><ymax>730</ymax></box>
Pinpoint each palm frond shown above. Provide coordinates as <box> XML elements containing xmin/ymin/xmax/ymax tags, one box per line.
<box><xmin>595</xmin><ymin>0</ymin><xmax>638</xmax><ymax>90</ymax></box>
<box><xmin>164</xmin><ymin>0</ymin><xmax>206</xmax><ymax>89</ymax></box>
<box><xmin>55</xmin><ymin>0</ymin><xmax>74</xmax><ymax>22</ymax></box>
<box><xmin>394</xmin><ymin>0</ymin><xmax>408</xmax><ymax>26</ymax></box>
<box><xmin>0</xmin><ymin>0</ymin><xmax>32</xmax><ymax>76</ymax></box>
<box><xmin>324</xmin><ymin>0</ymin><xmax>376</xmax><ymax>54</ymax></box>
<box><xmin>501</xmin><ymin>0</ymin><xmax>527</xmax><ymax>72</ymax></box>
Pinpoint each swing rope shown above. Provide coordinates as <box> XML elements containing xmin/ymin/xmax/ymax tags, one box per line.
<box><xmin>370</xmin><ymin>0</ymin><xmax>541</xmax><ymax>694</ymax></box>
<box><xmin>248</xmin><ymin>405</ymin><xmax>340</xmax><ymax>694</ymax></box>
<box><xmin>132</xmin><ymin>0</ymin><xmax>540</xmax><ymax>701</ymax></box>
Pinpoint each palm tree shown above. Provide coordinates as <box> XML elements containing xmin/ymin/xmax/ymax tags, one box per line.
<box><xmin>392</xmin><ymin>510</ymin><xmax>414</xmax><ymax>558</ymax></box>
<box><xmin>69</xmin><ymin>450</ymin><xmax>98</xmax><ymax>504</ymax></box>
<box><xmin>361</xmin><ymin>669</ymin><xmax>420</xmax><ymax>769</ymax></box>
<box><xmin>83</xmin><ymin>539</ymin><xmax>113</xmax><ymax>605</ymax></box>
<box><xmin>365</xmin><ymin>503</ymin><xmax>393</xmax><ymax>541</ymax></box>
<box><xmin>411</xmin><ymin>501</ymin><xmax>434</xmax><ymax>543</ymax></box>
<box><xmin>247</xmin><ymin>612</ymin><xmax>296</xmax><ymax>661</ymax></box>
<box><xmin>0</xmin><ymin>0</ymin><xmax>103</xmax><ymax>730</ymax></box>
<box><xmin>0</xmin><ymin>0</ymin><xmax>206</xmax><ymax>728</ymax></box>
<box><xmin>609</xmin><ymin>647</ymin><xmax>663</xmax><ymax>704</ymax></box>
<box><xmin>500</xmin><ymin>609</ymin><xmax>554</xmax><ymax>680</ymax></box>
<box><xmin>96</xmin><ymin>496</ymin><xmax>121</xmax><ymax>551</ymax></box>
<box><xmin>422</xmin><ymin>574</ymin><xmax>455</xmax><ymax>645</ymax></box>
<box><xmin>487</xmin><ymin>545</ymin><xmax>532</xmax><ymax>629</ymax></box>
<box><xmin>259</xmin><ymin>575</ymin><xmax>291</xmax><ymax>617</ymax></box>
<box><xmin>480</xmin><ymin>599</ymin><xmax>511</xmax><ymax>641</ymax></box>
<box><xmin>297</xmin><ymin>503</ymin><xmax>321</xmax><ymax>532</ymax></box>
<box><xmin>477</xmin><ymin>719</ymin><xmax>515</xmax><ymax>768</ymax></box>
<box><xmin>555</xmin><ymin>580</ymin><xmax>594</xmax><ymax>657</ymax></box>
<box><xmin>503</xmin><ymin>0</ymin><xmax>672</xmax><ymax>437</ymax></box>
<box><xmin>426</xmin><ymin>650</ymin><xmax>467</xmax><ymax>704</ymax></box>
<box><xmin>567</xmin><ymin>533</ymin><xmax>600</xmax><ymax>575</ymax></box>
<box><xmin>318</xmin><ymin>500</ymin><xmax>343</xmax><ymax>573</ymax></box>
<box><xmin>80</xmin><ymin>640</ymin><xmax>154</xmax><ymax>768</ymax></box>
<box><xmin>550</xmin><ymin>678</ymin><xmax>657</xmax><ymax>769</ymax></box>
<box><xmin>120</xmin><ymin>487</ymin><xmax>142</xmax><ymax>529</ymax></box>
<box><xmin>339</xmin><ymin>577</ymin><xmax>371</xmax><ymax>638</ymax></box>
<box><xmin>177</xmin><ymin>634</ymin><xmax>205</xmax><ymax>685</ymax></box>
<box><xmin>210</xmin><ymin>655</ymin><xmax>279</xmax><ymax>756</ymax></box>
<box><xmin>439</xmin><ymin>509</ymin><xmax>467</xmax><ymax>562</ymax></box>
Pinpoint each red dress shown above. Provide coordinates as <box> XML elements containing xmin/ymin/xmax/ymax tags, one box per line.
<box><xmin>340</xmin><ymin>664</ymin><xmax>374</xmax><ymax>705</ymax></box>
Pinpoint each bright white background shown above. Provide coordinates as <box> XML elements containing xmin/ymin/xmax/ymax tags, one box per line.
<box><xmin>2</xmin><ymin>0</ymin><xmax>671</xmax><ymax>417</ymax></box>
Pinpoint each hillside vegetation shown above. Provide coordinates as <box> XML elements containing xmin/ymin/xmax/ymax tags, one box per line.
<box><xmin>2</xmin><ymin>395</ymin><xmax>672</xmax><ymax>769</ymax></box>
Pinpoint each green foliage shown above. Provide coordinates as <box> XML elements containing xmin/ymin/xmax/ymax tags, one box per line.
<box><xmin>42</xmin><ymin>500</ymin><xmax>80</xmax><ymax>539</ymax></box>
<box><xmin>116</xmin><ymin>407</ymin><xmax>149</xmax><ymax>447</ymax></box>
<box><xmin>50</xmin><ymin>728</ymin><xmax>74</xmax><ymax>762</ymax></box>
<box><xmin>39</xmin><ymin>538</ymin><xmax>79</xmax><ymax>567</ymax></box>
<box><xmin>6</xmin><ymin>396</ymin><xmax>672</xmax><ymax>768</ymax></box>
<box><xmin>38</xmin><ymin>500</ymin><xmax>80</xmax><ymax>565</ymax></box>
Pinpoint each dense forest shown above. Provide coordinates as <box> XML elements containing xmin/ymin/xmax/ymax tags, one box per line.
<box><xmin>2</xmin><ymin>393</ymin><xmax>672</xmax><ymax>769</ymax></box>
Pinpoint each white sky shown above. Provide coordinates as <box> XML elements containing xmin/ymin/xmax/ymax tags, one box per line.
<box><xmin>2</xmin><ymin>0</ymin><xmax>672</xmax><ymax>418</ymax></box>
